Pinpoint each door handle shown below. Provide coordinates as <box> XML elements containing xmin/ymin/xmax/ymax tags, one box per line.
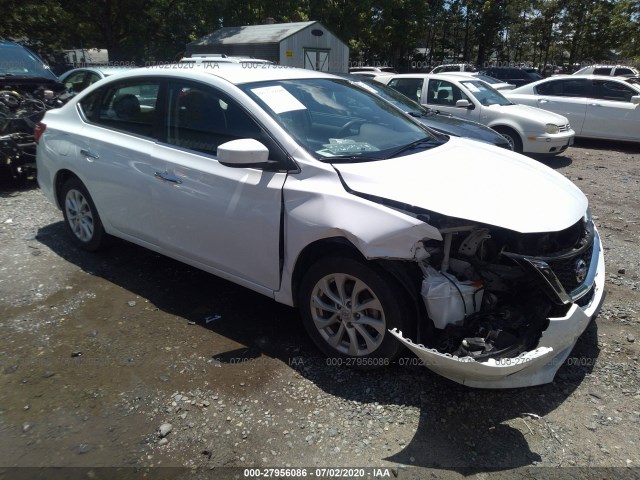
<box><xmin>590</xmin><ymin>103</ymin><xmax>601</xmax><ymax>107</ymax></box>
<box><xmin>80</xmin><ymin>149</ymin><xmax>100</xmax><ymax>160</ymax></box>
<box><xmin>537</xmin><ymin>99</ymin><xmax>549</xmax><ymax>104</ymax></box>
<box><xmin>154</xmin><ymin>171</ymin><xmax>183</xmax><ymax>184</ymax></box>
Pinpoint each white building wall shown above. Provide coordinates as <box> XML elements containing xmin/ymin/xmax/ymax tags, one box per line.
<box><xmin>279</xmin><ymin>25</ymin><xmax>349</xmax><ymax>72</ymax></box>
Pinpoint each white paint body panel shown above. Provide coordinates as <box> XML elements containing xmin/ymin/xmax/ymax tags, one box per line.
<box><xmin>36</xmin><ymin>65</ymin><xmax>605</xmax><ymax>389</ymax></box>
<box><xmin>332</xmin><ymin>138</ymin><xmax>587</xmax><ymax>233</ymax></box>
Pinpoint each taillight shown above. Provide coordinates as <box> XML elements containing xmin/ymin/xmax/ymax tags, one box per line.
<box><xmin>34</xmin><ymin>122</ymin><xmax>46</xmax><ymax>144</ymax></box>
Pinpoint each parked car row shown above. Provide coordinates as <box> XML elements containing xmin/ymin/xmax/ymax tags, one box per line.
<box><xmin>376</xmin><ymin>73</ymin><xmax>574</xmax><ymax>154</ymax></box>
<box><xmin>337</xmin><ymin>74</ymin><xmax>513</xmax><ymax>150</ymax></box>
<box><xmin>36</xmin><ymin>63</ymin><xmax>605</xmax><ymax>389</ymax></box>
<box><xmin>504</xmin><ymin>75</ymin><xmax>640</xmax><ymax>143</ymax></box>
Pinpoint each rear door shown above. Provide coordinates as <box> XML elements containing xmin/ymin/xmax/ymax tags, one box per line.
<box><xmin>533</xmin><ymin>78</ymin><xmax>589</xmax><ymax>134</ymax></box>
<box><xmin>75</xmin><ymin>79</ymin><xmax>162</xmax><ymax>243</ymax></box>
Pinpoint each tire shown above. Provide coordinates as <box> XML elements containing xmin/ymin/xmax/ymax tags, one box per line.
<box><xmin>493</xmin><ymin>126</ymin><xmax>523</xmax><ymax>153</ymax></box>
<box><xmin>60</xmin><ymin>178</ymin><xmax>107</xmax><ymax>251</ymax></box>
<box><xmin>298</xmin><ymin>257</ymin><xmax>411</xmax><ymax>366</ymax></box>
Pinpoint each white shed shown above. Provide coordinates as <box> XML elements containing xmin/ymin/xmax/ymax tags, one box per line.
<box><xmin>185</xmin><ymin>21</ymin><xmax>349</xmax><ymax>72</ymax></box>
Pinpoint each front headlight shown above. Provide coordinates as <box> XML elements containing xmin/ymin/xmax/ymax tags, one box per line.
<box><xmin>545</xmin><ymin>124</ymin><xmax>560</xmax><ymax>134</ymax></box>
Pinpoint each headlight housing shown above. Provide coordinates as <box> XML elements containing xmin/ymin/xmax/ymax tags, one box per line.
<box><xmin>545</xmin><ymin>124</ymin><xmax>560</xmax><ymax>134</ymax></box>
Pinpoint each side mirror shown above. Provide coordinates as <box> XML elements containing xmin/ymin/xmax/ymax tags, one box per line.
<box><xmin>217</xmin><ymin>138</ymin><xmax>270</xmax><ymax>168</ymax></box>
<box><xmin>631</xmin><ymin>95</ymin><xmax>640</xmax><ymax>105</ymax></box>
<box><xmin>456</xmin><ymin>99</ymin><xmax>473</xmax><ymax>109</ymax></box>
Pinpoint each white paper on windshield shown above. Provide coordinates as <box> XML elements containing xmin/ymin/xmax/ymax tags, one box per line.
<box><xmin>466</xmin><ymin>83</ymin><xmax>481</xmax><ymax>93</ymax></box>
<box><xmin>251</xmin><ymin>86</ymin><xmax>306</xmax><ymax>114</ymax></box>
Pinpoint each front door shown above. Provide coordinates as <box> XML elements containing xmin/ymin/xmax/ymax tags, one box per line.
<box><xmin>151</xmin><ymin>80</ymin><xmax>288</xmax><ymax>290</ymax></box>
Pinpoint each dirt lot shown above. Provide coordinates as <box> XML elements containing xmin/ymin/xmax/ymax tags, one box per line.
<box><xmin>1</xmin><ymin>139</ymin><xmax>639</xmax><ymax>480</ymax></box>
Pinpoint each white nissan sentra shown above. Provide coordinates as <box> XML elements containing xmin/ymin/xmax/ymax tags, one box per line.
<box><xmin>36</xmin><ymin>65</ymin><xmax>604</xmax><ymax>388</ymax></box>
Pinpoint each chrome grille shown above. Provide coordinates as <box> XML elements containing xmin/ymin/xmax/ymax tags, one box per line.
<box><xmin>546</xmin><ymin>242</ymin><xmax>594</xmax><ymax>293</ymax></box>
<box><xmin>558</xmin><ymin>124</ymin><xmax>571</xmax><ymax>132</ymax></box>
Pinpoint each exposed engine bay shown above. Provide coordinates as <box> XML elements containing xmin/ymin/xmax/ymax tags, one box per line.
<box><xmin>0</xmin><ymin>83</ymin><xmax>72</xmax><ymax>181</ymax></box>
<box><xmin>413</xmin><ymin>213</ymin><xmax>596</xmax><ymax>362</ymax></box>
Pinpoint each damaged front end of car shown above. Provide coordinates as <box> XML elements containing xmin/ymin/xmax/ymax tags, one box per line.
<box><xmin>392</xmin><ymin>209</ymin><xmax>605</xmax><ymax>388</ymax></box>
<box><xmin>1</xmin><ymin>84</ymin><xmax>72</xmax><ymax>181</ymax></box>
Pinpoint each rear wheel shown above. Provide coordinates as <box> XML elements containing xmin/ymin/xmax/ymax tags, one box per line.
<box><xmin>60</xmin><ymin>178</ymin><xmax>107</xmax><ymax>251</ymax></box>
<box><xmin>298</xmin><ymin>257</ymin><xmax>411</xmax><ymax>367</ymax></box>
<box><xmin>493</xmin><ymin>126</ymin><xmax>523</xmax><ymax>153</ymax></box>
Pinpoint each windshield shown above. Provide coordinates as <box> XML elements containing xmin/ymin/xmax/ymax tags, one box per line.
<box><xmin>0</xmin><ymin>43</ymin><xmax>58</xmax><ymax>79</ymax></box>
<box><xmin>348</xmin><ymin>78</ymin><xmax>425</xmax><ymax>113</ymax></box>
<box><xmin>473</xmin><ymin>74</ymin><xmax>504</xmax><ymax>85</ymax></box>
<box><xmin>241</xmin><ymin>78</ymin><xmax>443</xmax><ymax>162</ymax></box>
<box><xmin>460</xmin><ymin>80</ymin><xmax>513</xmax><ymax>106</ymax></box>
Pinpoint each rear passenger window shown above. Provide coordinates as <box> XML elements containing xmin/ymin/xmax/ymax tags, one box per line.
<box><xmin>387</xmin><ymin>78</ymin><xmax>424</xmax><ymax>102</ymax></box>
<box><xmin>593</xmin><ymin>67</ymin><xmax>612</xmax><ymax>75</ymax></box>
<box><xmin>85</xmin><ymin>82</ymin><xmax>160</xmax><ymax>137</ymax></box>
<box><xmin>536</xmin><ymin>79</ymin><xmax>588</xmax><ymax>97</ymax></box>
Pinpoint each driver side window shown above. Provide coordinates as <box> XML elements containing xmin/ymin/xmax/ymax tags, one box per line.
<box><xmin>164</xmin><ymin>81</ymin><xmax>287</xmax><ymax>164</ymax></box>
<box><xmin>428</xmin><ymin>80</ymin><xmax>468</xmax><ymax>106</ymax></box>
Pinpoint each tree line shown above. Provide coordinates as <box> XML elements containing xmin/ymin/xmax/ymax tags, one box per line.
<box><xmin>2</xmin><ymin>0</ymin><xmax>639</xmax><ymax>70</ymax></box>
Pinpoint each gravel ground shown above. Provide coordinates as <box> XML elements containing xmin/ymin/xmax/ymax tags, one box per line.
<box><xmin>0</xmin><ymin>139</ymin><xmax>639</xmax><ymax>480</ymax></box>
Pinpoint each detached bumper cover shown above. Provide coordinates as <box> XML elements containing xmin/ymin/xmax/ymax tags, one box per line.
<box><xmin>391</xmin><ymin>229</ymin><xmax>605</xmax><ymax>389</ymax></box>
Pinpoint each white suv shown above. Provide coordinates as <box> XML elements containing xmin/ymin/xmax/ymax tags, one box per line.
<box><xmin>573</xmin><ymin>65</ymin><xmax>638</xmax><ymax>77</ymax></box>
<box><xmin>430</xmin><ymin>63</ymin><xmax>478</xmax><ymax>74</ymax></box>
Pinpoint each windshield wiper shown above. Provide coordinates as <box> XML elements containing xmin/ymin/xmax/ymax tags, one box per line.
<box><xmin>326</xmin><ymin>154</ymin><xmax>385</xmax><ymax>164</ymax></box>
<box><xmin>386</xmin><ymin>138</ymin><xmax>442</xmax><ymax>158</ymax></box>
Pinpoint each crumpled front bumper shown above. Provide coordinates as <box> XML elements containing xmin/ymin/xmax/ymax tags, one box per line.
<box><xmin>391</xmin><ymin>229</ymin><xmax>605</xmax><ymax>389</ymax></box>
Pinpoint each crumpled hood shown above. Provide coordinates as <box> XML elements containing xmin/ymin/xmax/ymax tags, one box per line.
<box><xmin>332</xmin><ymin>137</ymin><xmax>587</xmax><ymax>233</ymax></box>
<box><xmin>487</xmin><ymin>103</ymin><xmax>569</xmax><ymax>126</ymax></box>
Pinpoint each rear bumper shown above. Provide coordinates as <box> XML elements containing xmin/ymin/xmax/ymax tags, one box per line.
<box><xmin>391</xmin><ymin>228</ymin><xmax>605</xmax><ymax>389</ymax></box>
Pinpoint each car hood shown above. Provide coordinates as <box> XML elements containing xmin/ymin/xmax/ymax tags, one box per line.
<box><xmin>332</xmin><ymin>137</ymin><xmax>587</xmax><ymax>233</ymax></box>
<box><xmin>419</xmin><ymin>112</ymin><xmax>510</xmax><ymax>148</ymax></box>
<box><xmin>486</xmin><ymin>103</ymin><xmax>569</xmax><ymax>126</ymax></box>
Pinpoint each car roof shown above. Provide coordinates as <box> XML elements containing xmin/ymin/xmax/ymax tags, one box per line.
<box><xmin>383</xmin><ymin>72</ymin><xmax>490</xmax><ymax>83</ymax></box>
<box><xmin>511</xmin><ymin>74</ymin><xmax>640</xmax><ymax>92</ymax></box>
<box><xmin>90</xmin><ymin>63</ymin><xmax>337</xmax><ymax>85</ymax></box>
<box><xmin>62</xmin><ymin>66</ymin><xmax>138</xmax><ymax>76</ymax></box>
<box><xmin>180</xmin><ymin>56</ymin><xmax>273</xmax><ymax>64</ymax></box>
<box><xmin>533</xmin><ymin>74</ymin><xmax>637</xmax><ymax>82</ymax></box>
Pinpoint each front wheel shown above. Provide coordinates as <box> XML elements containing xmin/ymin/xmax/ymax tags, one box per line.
<box><xmin>60</xmin><ymin>178</ymin><xmax>107</xmax><ymax>251</ymax></box>
<box><xmin>298</xmin><ymin>257</ymin><xmax>411</xmax><ymax>366</ymax></box>
<box><xmin>493</xmin><ymin>126</ymin><xmax>523</xmax><ymax>153</ymax></box>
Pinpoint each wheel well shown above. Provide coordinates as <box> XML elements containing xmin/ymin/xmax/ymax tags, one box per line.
<box><xmin>54</xmin><ymin>170</ymin><xmax>81</xmax><ymax>209</ymax></box>
<box><xmin>291</xmin><ymin>238</ymin><xmax>364</xmax><ymax>307</ymax></box>
<box><xmin>491</xmin><ymin>125</ymin><xmax>523</xmax><ymax>151</ymax></box>
<box><xmin>290</xmin><ymin>237</ymin><xmax>425</xmax><ymax>339</ymax></box>
<box><xmin>491</xmin><ymin>125</ymin><xmax>520</xmax><ymax>140</ymax></box>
